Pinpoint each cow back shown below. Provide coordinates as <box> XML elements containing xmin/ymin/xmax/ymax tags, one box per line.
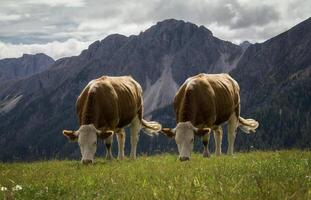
<box><xmin>76</xmin><ymin>76</ymin><xmax>142</xmax><ymax>130</ymax></box>
<box><xmin>174</xmin><ymin>73</ymin><xmax>240</xmax><ymax>128</ymax></box>
<box><xmin>109</xmin><ymin>76</ymin><xmax>142</xmax><ymax>127</ymax></box>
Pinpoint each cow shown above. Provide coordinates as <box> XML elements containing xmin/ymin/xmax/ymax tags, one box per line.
<box><xmin>161</xmin><ymin>73</ymin><xmax>259</xmax><ymax>161</ymax></box>
<box><xmin>62</xmin><ymin>76</ymin><xmax>161</xmax><ymax>164</ymax></box>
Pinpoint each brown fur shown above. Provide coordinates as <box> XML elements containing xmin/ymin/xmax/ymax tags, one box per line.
<box><xmin>76</xmin><ymin>76</ymin><xmax>143</xmax><ymax>131</ymax></box>
<box><xmin>174</xmin><ymin>73</ymin><xmax>240</xmax><ymax>128</ymax></box>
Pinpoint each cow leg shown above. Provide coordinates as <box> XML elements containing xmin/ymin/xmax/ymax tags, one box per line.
<box><xmin>116</xmin><ymin>129</ymin><xmax>125</xmax><ymax>160</ymax></box>
<box><xmin>202</xmin><ymin>132</ymin><xmax>211</xmax><ymax>157</ymax></box>
<box><xmin>227</xmin><ymin>114</ymin><xmax>238</xmax><ymax>155</ymax></box>
<box><xmin>130</xmin><ymin>116</ymin><xmax>141</xmax><ymax>160</ymax></box>
<box><xmin>214</xmin><ymin>127</ymin><xmax>223</xmax><ymax>156</ymax></box>
<box><xmin>105</xmin><ymin>135</ymin><xmax>114</xmax><ymax>160</ymax></box>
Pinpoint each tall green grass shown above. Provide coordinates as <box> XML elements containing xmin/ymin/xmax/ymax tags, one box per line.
<box><xmin>0</xmin><ymin>150</ymin><xmax>310</xmax><ymax>199</ymax></box>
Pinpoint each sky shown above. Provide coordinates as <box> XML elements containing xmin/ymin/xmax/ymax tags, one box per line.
<box><xmin>0</xmin><ymin>0</ymin><xmax>310</xmax><ymax>60</ymax></box>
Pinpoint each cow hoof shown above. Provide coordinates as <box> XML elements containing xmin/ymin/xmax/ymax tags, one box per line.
<box><xmin>203</xmin><ymin>151</ymin><xmax>210</xmax><ymax>158</ymax></box>
<box><xmin>118</xmin><ymin>155</ymin><xmax>125</xmax><ymax>160</ymax></box>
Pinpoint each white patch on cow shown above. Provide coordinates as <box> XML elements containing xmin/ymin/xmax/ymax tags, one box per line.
<box><xmin>87</xmin><ymin>81</ymin><xmax>101</xmax><ymax>95</ymax></box>
<box><xmin>104</xmin><ymin>135</ymin><xmax>114</xmax><ymax>160</ymax></box>
<box><xmin>77</xmin><ymin>124</ymin><xmax>98</xmax><ymax>163</ymax></box>
<box><xmin>227</xmin><ymin>114</ymin><xmax>238</xmax><ymax>155</ymax></box>
<box><xmin>213</xmin><ymin>127</ymin><xmax>223</xmax><ymax>156</ymax></box>
<box><xmin>86</xmin><ymin>79</ymin><xmax>96</xmax><ymax>88</ymax></box>
<box><xmin>143</xmin><ymin>55</ymin><xmax>179</xmax><ymax>117</ymax></box>
<box><xmin>130</xmin><ymin>115</ymin><xmax>141</xmax><ymax>159</ymax></box>
<box><xmin>0</xmin><ymin>95</ymin><xmax>23</xmax><ymax>114</ymax></box>
<box><xmin>116</xmin><ymin>129</ymin><xmax>125</xmax><ymax>159</ymax></box>
<box><xmin>175</xmin><ymin>121</ymin><xmax>196</xmax><ymax>159</ymax></box>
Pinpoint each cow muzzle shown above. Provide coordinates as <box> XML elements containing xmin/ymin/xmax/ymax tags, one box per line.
<box><xmin>179</xmin><ymin>156</ymin><xmax>190</xmax><ymax>161</ymax></box>
<box><xmin>82</xmin><ymin>159</ymin><xmax>93</xmax><ymax>165</ymax></box>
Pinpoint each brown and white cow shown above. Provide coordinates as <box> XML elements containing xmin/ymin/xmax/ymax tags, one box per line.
<box><xmin>63</xmin><ymin>76</ymin><xmax>161</xmax><ymax>164</ymax></box>
<box><xmin>161</xmin><ymin>73</ymin><xmax>259</xmax><ymax>161</ymax></box>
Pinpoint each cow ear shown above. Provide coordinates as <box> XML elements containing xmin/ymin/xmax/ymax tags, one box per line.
<box><xmin>97</xmin><ymin>130</ymin><xmax>114</xmax><ymax>140</ymax></box>
<box><xmin>194</xmin><ymin>128</ymin><xmax>211</xmax><ymax>137</ymax></box>
<box><xmin>161</xmin><ymin>128</ymin><xmax>176</xmax><ymax>138</ymax></box>
<box><xmin>63</xmin><ymin>130</ymin><xmax>78</xmax><ymax>141</ymax></box>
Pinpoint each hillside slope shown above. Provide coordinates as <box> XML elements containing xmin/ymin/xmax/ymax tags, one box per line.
<box><xmin>0</xmin><ymin>53</ymin><xmax>54</xmax><ymax>83</ymax></box>
<box><xmin>230</xmin><ymin>17</ymin><xmax>311</xmax><ymax>149</ymax></box>
<box><xmin>0</xmin><ymin>151</ymin><xmax>310</xmax><ymax>200</ymax></box>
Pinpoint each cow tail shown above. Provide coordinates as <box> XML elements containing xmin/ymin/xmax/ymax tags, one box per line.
<box><xmin>141</xmin><ymin>119</ymin><xmax>162</xmax><ymax>136</ymax></box>
<box><xmin>238</xmin><ymin>117</ymin><xmax>259</xmax><ymax>134</ymax></box>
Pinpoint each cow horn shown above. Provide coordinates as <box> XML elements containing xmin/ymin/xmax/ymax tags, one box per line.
<box><xmin>63</xmin><ymin>130</ymin><xmax>78</xmax><ymax>141</ymax></box>
<box><xmin>194</xmin><ymin>127</ymin><xmax>211</xmax><ymax>136</ymax></box>
<box><xmin>161</xmin><ymin>128</ymin><xmax>176</xmax><ymax>138</ymax></box>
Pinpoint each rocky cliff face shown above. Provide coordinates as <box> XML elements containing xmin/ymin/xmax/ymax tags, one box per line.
<box><xmin>239</xmin><ymin>41</ymin><xmax>252</xmax><ymax>51</ymax></box>
<box><xmin>0</xmin><ymin>19</ymin><xmax>243</xmax><ymax>161</ymax></box>
<box><xmin>230</xmin><ymin>17</ymin><xmax>311</xmax><ymax>150</ymax></box>
<box><xmin>78</xmin><ymin>19</ymin><xmax>243</xmax><ymax>114</ymax></box>
<box><xmin>0</xmin><ymin>53</ymin><xmax>54</xmax><ymax>83</ymax></box>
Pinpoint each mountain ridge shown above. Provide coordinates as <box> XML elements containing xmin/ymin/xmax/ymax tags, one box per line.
<box><xmin>0</xmin><ymin>19</ymin><xmax>244</xmax><ymax>161</ymax></box>
<box><xmin>230</xmin><ymin>17</ymin><xmax>311</xmax><ymax>149</ymax></box>
<box><xmin>0</xmin><ymin>53</ymin><xmax>54</xmax><ymax>84</ymax></box>
<box><xmin>1</xmin><ymin>18</ymin><xmax>310</xmax><ymax>161</ymax></box>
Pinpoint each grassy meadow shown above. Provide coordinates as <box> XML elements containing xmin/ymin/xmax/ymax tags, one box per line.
<box><xmin>0</xmin><ymin>150</ymin><xmax>310</xmax><ymax>200</ymax></box>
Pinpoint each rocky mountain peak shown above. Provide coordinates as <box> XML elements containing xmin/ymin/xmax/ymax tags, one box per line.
<box><xmin>141</xmin><ymin>19</ymin><xmax>213</xmax><ymax>43</ymax></box>
<box><xmin>0</xmin><ymin>53</ymin><xmax>54</xmax><ymax>83</ymax></box>
<box><xmin>80</xmin><ymin>34</ymin><xmax>129</xmax><ymax>61</ymax></box>
<box><xmin>239</xmin><ymin>41</ymin><xmax>252</xmax><ymax>51</ymax></box>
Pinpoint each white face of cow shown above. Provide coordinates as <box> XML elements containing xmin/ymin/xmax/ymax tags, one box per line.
<box><xmin>161</xmin><ymin>122</ymin><xmax>212</xmax><ymax>161</ymax></box>
<box><xmin>175</xmin><ymin>122</ymin><xmax>195</xmax><ymax>161</ymax></box>
<box><xmin>63</xmin><ymin>124</ymin><xmax>113</xmax><ymax>164</ymax></box>
<box><xmin>63</xmin><ymin>124</ymin><xmax>101</xmax><ymax>164</ymax></box>
<box><xmin>77</xmin><ymin>125</ymin><xmax>98</xmax><ymax>164</ymax></box>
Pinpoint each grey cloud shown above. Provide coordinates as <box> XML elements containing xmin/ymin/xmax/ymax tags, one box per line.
<box><xmin>0</xmin><ymin>3</ymin><xmax>81</xmax><ymax>43</ymax></box>
<box><xmin>0</xmin><ymin>34</ymin><xmax>69</xmax><ymax>44</ymax></box>
<box><xmin>228</xmin><ymin>4</ymin><xmax>280</xmax><ymax>29</ymax></box>
<box><xmin>0</xmin><ymin>0</ymin><xmax>291</xmax><ymax>43</ymax></box>
<box><xmin>142</xmin><ymin>0</ymin><xmax>280</xmax><ymax>29</ymax></box>
<box><xmin>0</xmin><ymin>0</ymin><xmax>310</xmax><ymax>58</ymax></box>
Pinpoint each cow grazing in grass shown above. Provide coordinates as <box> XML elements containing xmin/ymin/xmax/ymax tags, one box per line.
<box><xmin>63</xmin><ymin>76</ymin><xmax>161</xmax><ymax>164</ymax></box>
<box><xmin>161</xmin><ymin>73</ymin><xmax>259</xmax><ymax>161</ymax></box>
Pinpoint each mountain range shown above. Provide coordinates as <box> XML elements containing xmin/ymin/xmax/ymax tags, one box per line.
<box><xmin>231</xmin><ymin>17</ymin><xmax>311</xmax><ymax>150</ymax></box>
<box><xmin>0</xmin><ymin>53</ymin><xmax>54</xmax><ymax>84</ymax></box>
<box><xmin>0</xmin><ymin>18</ymin><xmax>310</xmax><ymax>161</ymax></box>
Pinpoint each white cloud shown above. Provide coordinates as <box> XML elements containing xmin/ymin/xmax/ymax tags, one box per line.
<box><xmin>25</xmin><ymin>0</ymin><xmax>86</xmax><ymax>7</ymax></box>
<box><xmin>0</xmin><ymin>0</ymin><xmax>310</xmax><ymax>59</ymax></box>
<box><xmin>77</xmin><ymin>18</ymin><xmax>152</xmax><ymax>37</ymax></box>
<box><xmin>0</xmin><ymin>14</ymin><xmax>21</xmax><ymax>21</ymax></box>
<box><xmin>0</xmin><ymin>39</ymin><xmax>91</xmax><ymax>60</ymax></box>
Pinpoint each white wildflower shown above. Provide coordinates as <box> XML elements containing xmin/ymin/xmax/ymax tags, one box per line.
<box><xmin>12</xmin><ymin>185</ymin><xmax>22</xmax><ymax>191</ymax></box>
<box><xmin>1</xmin><ymin>186</ymin><xmax>7</xmax><ymax>191</ymax></box>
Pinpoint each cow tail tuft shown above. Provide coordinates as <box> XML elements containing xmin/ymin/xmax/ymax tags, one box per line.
<box><xmin>238</xmin><ymin>117</ymin><xmax>259</xmax><ymax>134</ymax></box>
<box><xmin>141</xmin><ymin>119</ymin><xmax>162</xmax><ymax>136</ymax></box>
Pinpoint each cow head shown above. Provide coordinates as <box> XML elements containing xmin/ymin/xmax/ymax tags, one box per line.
<box><xmin>161</xmin><ymin>121</ymin><xmax>211</xmax><ymax>161</ymax></box>
<box><xmin>63</xmin><ymin>124</ymin><xmax>113</xmax><ymax>164</ymax></box>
